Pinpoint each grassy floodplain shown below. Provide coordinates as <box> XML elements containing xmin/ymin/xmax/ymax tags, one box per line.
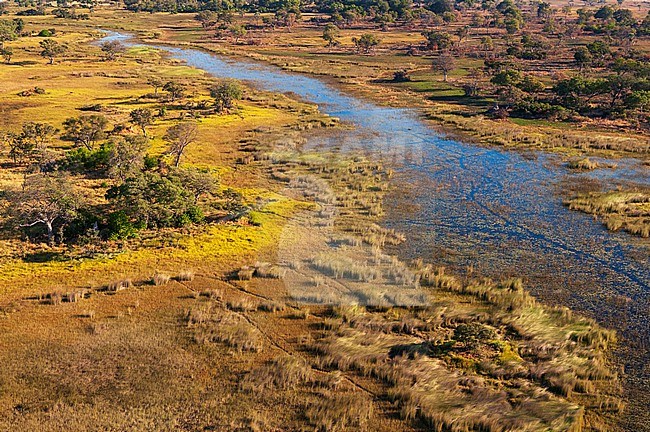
<box><xmin>0</xmin><ymin>3</ymin><xmax>643</xmax><ymax>432</ymax></box>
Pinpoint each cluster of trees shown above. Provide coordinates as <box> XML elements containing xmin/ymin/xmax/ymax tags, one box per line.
<box><xmin>0</xmin><ymin>18</ymin><xmax>23</xmax><ymax>62</ymax></box>
<box><xmin>482</xmin><ymin>52</ymin><xmax>650</xmax><ymax>121</ymax></box>
<box><xmin>1</xmin><ymin>80</ymin><xmax>246</xmax><ymax>246</ymax></box>
<box><xmin>0</xmin><ymin>18</ymin><xmax>68</xmax><ymax>64</ymax></box>
<box><xmin>9</xmin><ymin>144</ymin><xmax>218</xmax><ymax>245</ymax></box>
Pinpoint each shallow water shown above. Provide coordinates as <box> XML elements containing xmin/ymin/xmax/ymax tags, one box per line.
<box><xmin>103</xmin><ymin>32</ymin><xmax>650</xmax><ymax>428</ymax></box>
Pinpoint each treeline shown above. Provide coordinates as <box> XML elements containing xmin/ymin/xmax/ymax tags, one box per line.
<box><xmin>486</xmin><ymin>54</ymin><xmax>650</xmax><ymax>121</ymax></box>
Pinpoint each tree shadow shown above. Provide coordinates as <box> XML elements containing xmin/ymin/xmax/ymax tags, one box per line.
<box><xmin>22</xmin><ymin>251</ymin><xmax>67</xmax><ymax>263</ymax></box>
<box><xmin>428</xmin><ymin>94</ymin><xmax>492</xmax><ymax>108</ymax></box>
<box><xmin>9</xmin><ymin>60</ymin><xmax>39</xmax><ymax>66</ymax></box>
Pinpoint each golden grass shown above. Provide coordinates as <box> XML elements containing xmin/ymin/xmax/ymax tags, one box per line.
<box><xmin>566</xmin><ymin>190</ymin><xmax>650</xmax><ymax>238</ymax></box>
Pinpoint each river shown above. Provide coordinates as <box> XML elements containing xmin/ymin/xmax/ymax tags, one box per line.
<box><xmin>102</xmin><ymin>31</ymin><xmax>650</xmax><ymax>430</ymax></box>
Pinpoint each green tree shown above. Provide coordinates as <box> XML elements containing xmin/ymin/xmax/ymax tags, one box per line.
<box><xmin>163</xmin><ymin>81</ymin><xmax>185</xmax><ymax>101</ymax></box>
<box><xmin>106</xmin><ymin>171</ymin><xmax>202</xmax><ymax>229</ymax></box>
<box><xmin>480</xmin><ymin>36</ymin><xmax>494</xmax><ymax>55</ymax></box>
<box><xmin>518</xmin><ymin>75</ymin><xmax>545</xmax><ymax>93</ymax></box>
<box><xmin>491</xmin><ymin>69</ymin><xmax>522</xmax><ymax>87</ymax></box>
<box><xmin>0</xmin><ymin>19</ymin><xmax>17</xmax><ymax>49</ymax></box>
<box><xmin>426</xmin><ymin>0</ymin><xmax>453</xmax><ymax>14</ymax></box>
<box><xmin>322</xmin><ymin>23</ymin><xmax>340</xmax><ymax>47</ymax></box>
<box><xmin>586</xmin><ymin>40</ymin><xmax>610</xmax><ymax>66</ymax></box>
<box><xmin>129</xmin><ymin>108</ymin><xmax>154</xmax><ymax>136</ymax></box>
<box><xmin>39</xmin><ymin>39</ymin><xmax>66</xmax><ymax>64</ymax></box>
<box><xmin>421</xmin><ymin>30</ymin><xmax>453</xmax><ymax>51</ymax></box>
<box><xmin>537</xmin><ymin>1</ymin><xmax>551</xmax><ymax>19</ymax></box>
<box><xmin>594</xmin><ymin>5</ymin><xmax>614</xmax><ymax>20</ymax></box>
<box><xmin>170</xmin><ymin>167</ymin><xmax>219</xmax><ymax>204</ymax></box>
<box><xmin>553</xmin><ymin>76</ymin><xmax>608</xmax><ymax>110</ymax></box>
<box><xmin>352</xmin><ymin>33</ymin><xmax>380</xmax><ymax>54</ymax></box>
<box><xmin>0</xmin><ymin>46</ymin><xmax>12</xmax><ymax>63</ymax></box>
<box><xmin>230</xmin><ymin>24</ymin><xmax>247</xmax><ymax>43</ymax></box>
<box><xmin>210</xmin><ymin>81</ymin><xmax>243</xmax><ymax>113</ymax></box>
<box><xmin>108</xmin><ymin>135</ymin><xmax>148</xmax><ymax>181</ymax></box>
<box><xmin>195</xmin><ymin>10</ymin><xmax>218</xmax><ymax>28</ymax></box>
<box><xmin>62</xmin><ymin>115</ymin><xmax>108</xmax><ymax>150</ymax></box>
<box><xmin>3</xmin><ymin>122</ymin><xmax>57</xmax><ymax>164</ymax></box>
<box><xmin>456</xmin><ymin>25</ymin><xmax>470</xmax><ymax>44</ymax></box>
<box><xmin>3</xmin><ymin>132</ymin><xmax>34</xmax><ymax>164</ymax></box>
<box><xmin>639</xmin><ymin>11</ymin><xmax>650</xmax><ymax>36</ymax></box>
<box><xmin>574</xmin><ymin>46</ymin><xmax>592</xmax><ymax>70</ymax></box>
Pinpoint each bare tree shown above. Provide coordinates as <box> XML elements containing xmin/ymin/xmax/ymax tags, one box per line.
<box><xmin>164</xmin><ymin>122</ymin><xmax>198</xmax><ymax>167</ymax></box>
<box><xmin>12</xmin><ymin>173</ymin><xmax>81</xmax><ymax>244</ymax></box>
<box><xmin>431</xmin><ymin>53</ymin><xmax>457</xmax><ymax>82</ymax></box>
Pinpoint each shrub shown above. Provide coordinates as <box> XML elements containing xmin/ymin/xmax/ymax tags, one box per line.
<box><xmin>258</xmin><ymin>301</ymin><xmax>286</xmax><ymax>313</ymax></box>
<box><xmin>237</xmin><ymin>266</ymin><xmax>255</xmax><ymax>280</ymax></box>
<box><xmin>107</xmin><ymin>210</ymin><xmax>138</xmax><ymax>240</ymax></box>
<box><xmin>44</xmin><ymin>291</ymin><xmax>63</xmax><ymax>305</ymax></box>
<box><xmin>152</xmin><ymin>273</ymin><xmax>171</xmax><ymax>286</ymax></box>
<box><xmin>568</xmin><ymin>157</ymin><xmax>600</xmax><ymax>170</ymax></box>
<box><xmin>392</xmin><ymin>70</ymin><xmax>411</xmax><ymax>82</ymax></box>
<box><xmin>254</xmin><ymin>262</ymin><xmax>286</xmax><ymax>279</ymax></box>
<box><xmin>226</xmin><ymin>298</ymin><xmax>256</xmax><ymax>312</ymax></box>
<box><xmin>107</xmin><ymin>278</ymin><xmax>132</xmax><ymax>292</ymax></box>
<box><xmin>200</xmin><ymin>288</ymin><xmax>223</xmax><ymax>300</ymax></box>
<box><xmin>62</xmin><ymin>143</ymin><xmax>114</xmax><ymax>172</ymax></box>
<box><xmin>196</xmin><ymin>320</ymin><xmax>263</xmax><ymax>353</ymax></box>
<box><xmin>453</xmin><ymin>323</ymin><xmax>496</xmax><ymax>349</ymax></box>
<box><xmin>177</xmin><ymin>270</ymin><xmax>195</xmax><ymax>281</ymax></box>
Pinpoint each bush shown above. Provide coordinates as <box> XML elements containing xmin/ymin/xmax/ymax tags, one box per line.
<box><xmin>107</xmin><ymin>279</ymin><xmax>132</xmax><ymax>292</ymax></box>
<box><xmin>392</xmin><ymin>70</ymin><xmax>411</xmax><ymax>82</ymax></box>
<box><xmin>453</xmin><ymin>323</ymin><xmax>496</xmax><ymax>349</ymax></box>
<box><xmin>240</xmin><ymin>356</ymin><xmax>312</xmax><ymax>392</ymax></box>
<box><xmin>62</xmin><ymin>143</ymin><xmax>114</xmax><ymax>172</ymax></box>
<box><xmin>177</xmin><ymin>270</ymin><xmax>195</xmax><ymax>281</ymax></box>
<box><xmin>37</xmin><ymin>29</ymin><xmax>53</xmax><ymax>37</ymax></box>
<box><xmin>185</xmin><ymin>205</ymin><xmax>205</xmax><ymax>223</ymax></box>
<box><xmin>152</xmin><ymin>273</ymin><xmax>171</xmax><ymax>286</ymax></box>
<box><xmin>143</xmin><ymin>154</ymin><xmax>159</xmax><ymax>170</ymax></box>
<box><xmin>107</xmin><ymin>210</ymin><xmax>138</xmax><ymax>240</ymax></box>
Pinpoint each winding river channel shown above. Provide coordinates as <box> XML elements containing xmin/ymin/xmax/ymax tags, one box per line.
<box><xmin>103</xmin><ymin>32</ymin><xmax>650</xmax><ymax>429</ymax></box>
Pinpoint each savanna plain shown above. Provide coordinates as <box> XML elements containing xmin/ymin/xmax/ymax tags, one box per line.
<box><xmin>0</xmin><ymin>0</ymin><xmax>648</xmax><ymax>430</ymax></box>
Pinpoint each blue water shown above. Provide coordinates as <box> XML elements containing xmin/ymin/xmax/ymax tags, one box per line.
<box><xmin>103</xmin><ymin>31</ymin><xmax>649</xmax><ymax>424</ymax></box>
